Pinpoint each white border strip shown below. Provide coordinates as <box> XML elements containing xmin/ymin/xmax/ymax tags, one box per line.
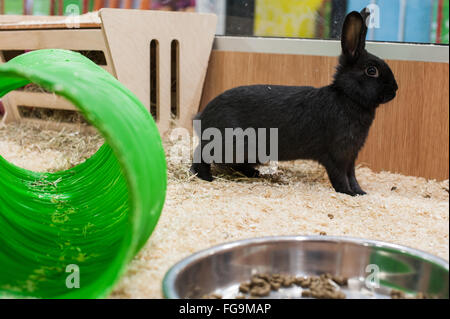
<box><xmin>213</xmin><ymin>36</ymin><xmax>449</xmax><ymax>63</ymax></box>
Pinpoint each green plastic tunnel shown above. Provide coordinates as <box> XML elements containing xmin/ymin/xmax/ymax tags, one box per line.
<box><xmin>0</xmin><ymin>49</ymin><xmax>167</xmax><ymax>298</ymax></box>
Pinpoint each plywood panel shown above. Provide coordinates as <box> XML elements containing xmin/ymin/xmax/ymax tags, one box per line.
<box><xmin>0</xmin><ymin>26</ymin><xmax>114</xmax><ymax>126</ymax></box>
<box><xmin>7</xmin><ymin>91</ymin><xmax>77</xmax><ymax>111</ymax></box>
<box><xmin>100</xmin><ymin>9</ymin><xmax>217</xmax><ymax>133</ymax></box>
<box><xmin>0</xmin><ymin>29</ymin><xmax>106</xmax><ymax>51</ymax></box>
<box><xmin>199</xmin><ymin>51</ymin><xmax>449</xmax><ymax>181</ymax></box>
<box><xmin>0</xmin><ymin>14</ymin><xmax>101</xmax><ymax>30</ymax></box>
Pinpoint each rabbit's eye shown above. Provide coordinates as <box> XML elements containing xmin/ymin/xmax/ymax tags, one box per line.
<box><xmin>365</xmin><ymin>66</ymin><xmax>379</xmax><ymax>78</ymax></box>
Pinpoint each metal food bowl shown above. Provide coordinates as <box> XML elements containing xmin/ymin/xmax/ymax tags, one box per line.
<box><xmin>163</xmin><ymin>236</ymin><xmax>449</xmax><ymax>299</ymax></box>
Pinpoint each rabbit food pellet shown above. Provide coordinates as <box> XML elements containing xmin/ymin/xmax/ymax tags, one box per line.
<box><xmin>237</xmin><ymin>273</ymin><xmax>348</xmax><ymax>299</ymax></box>
<box><xmin>390</xmin><ymin>289</ymin><xmax>433</xmax><ymax>299</ymax></box>
<box><xmin>202</xmin><ymin>293</ymin><xmax>223</xmax><ymax>299</ymax></box>
<box><xmin>202</xmin><ymin>275</ymin><xmax>434</xmax><ymax>299</ymax></box>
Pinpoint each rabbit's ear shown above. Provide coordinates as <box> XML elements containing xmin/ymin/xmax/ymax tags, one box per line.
<box><xmin>360</xmin><ymin>7</ymin><xmax>371</xmax><ymax>27</ymax></box>
<box><xmin>341</xmin><ymin>10</ymin><xmax>368</xmax><ymax>63</ymax></box>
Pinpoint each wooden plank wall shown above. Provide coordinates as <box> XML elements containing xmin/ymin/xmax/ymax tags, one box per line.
<box><xmin>200</xmin><ymin>51</ymin><xmax>449</xmax><ymax>181</ymax></box>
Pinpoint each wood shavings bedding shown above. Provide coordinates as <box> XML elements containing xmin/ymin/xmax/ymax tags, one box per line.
<box><xmin>0</xmin><ymin>123</ymin><xmax>448</xmax><ymax>298</ymax></box>
<box><xmin>0</xmin><ymin>122</ymin><xmax>103</xmax><ymax>172</ymax></box>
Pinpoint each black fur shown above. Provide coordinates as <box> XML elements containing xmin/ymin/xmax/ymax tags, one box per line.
<box><xmin>191</xmin><ymin>9</ymin><xmax>398</xmax><ymax>196</ymax></box>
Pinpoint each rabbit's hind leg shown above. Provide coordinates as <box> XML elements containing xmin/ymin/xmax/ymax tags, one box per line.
<box><xmin>230</xmin><ymin>164</ymin><xmax>260</xmax><ymax>178</ymax></box>
<box><xmin>191</xmin><ymin>143</ymin><xmax>213</xmax><ymax>181</ymax></box>
<box><xmin>347</xmin><ymin>162</ymin><xmax>367</xmax><ymax>195</ymax></box>
<box><xmin>190</xmin><ymin>162</ymin><xmax>213</xmax><ymax>181</ymax></box>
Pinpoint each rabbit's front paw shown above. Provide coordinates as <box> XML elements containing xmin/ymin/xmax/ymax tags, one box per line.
<box><xmin>349</xmin><ymin>180</ymin><xmax>367</xmax><ymax>195</ymax></box>
<box><xmin>353</xmin><ymin>189</ymin><xmax>367</xmax><ymax>196</ymax></box>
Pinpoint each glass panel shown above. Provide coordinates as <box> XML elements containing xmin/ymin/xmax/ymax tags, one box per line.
<box><xmin>2</xmin><ymin>1</ymin><xmax>448</xmax><ymax>44</ymax></box>
<box><xmin>195</xmin><ymin>0</ymin><xmax>449</xmax><ymax>44</ymax></box>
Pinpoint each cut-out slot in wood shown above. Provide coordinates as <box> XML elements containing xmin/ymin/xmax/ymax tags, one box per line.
<box><xmin>171</xmin><ymin>39</ymin><xmax>180</xmax><ymax>119</ymax></box>
<box><xmin>2</xmin><ymin>50</ymin><xmax>26</xmax><ymax>62</ymax></box>
<box><xmin>0</xmin><ymin>50</ymin><xmax>107</xmax><ymax>65</ymax></box>
<box><xmin>150</xmin><ymin>39</ymin><xmax>159</xmax><ymax>121</ymax></box>
<box><xmin>16</xmin><ymin>84</ymin><xmax>51</xmax><ymax>93</ymax></box>
<box><xmin>0</xmin><ymin>100</ymin><xmax>4</xmax><ymax>120</ymax></box>
<box><xmin>18</xmin><ymin>105</ymin><xmax>88</xmax><ymax>124</ymax></box>
<box><xmin>76</xmin><ymin>50</ymin><xmax>107</xmax><ymax>65</ymax></box>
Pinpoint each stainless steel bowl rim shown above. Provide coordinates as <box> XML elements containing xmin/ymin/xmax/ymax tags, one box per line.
<box><xmin>162</xmin><ymin>235</ymin><xmax>449</xmax><ymax>298</ymax></box>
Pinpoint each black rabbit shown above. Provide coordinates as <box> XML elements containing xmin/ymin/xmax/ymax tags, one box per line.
<box><xmin>191</xmin><ymin>8</ymin><xmax>398</xmax><ymax>196</ymax></box>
